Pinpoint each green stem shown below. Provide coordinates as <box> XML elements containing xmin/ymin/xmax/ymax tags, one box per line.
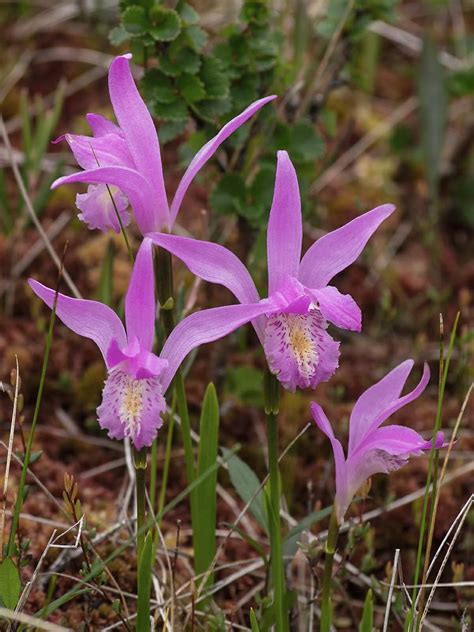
<box><xmin>320</xmin><ymin>507</ymin><xmax>340</xmax><ymax>632</ymax></box>
<box><xmin>134</xmin><ymin>448</ymin><xmax>147</xmax><ymax>563</ymax></box>
<box><xmin>264</xmin><ymin>370</ymin><xmax>288</xmax><ymax>632</ymax></box>
<box><xmin>7</xmin><ymin>287</ymin><xmax>58</xmax><ymax>556</ymax></box>
<box><xmin>154</xmin><ymin>247</ymin><xmax>197</xmax><ymax>531</ymax></box>
<box><xmin>149</xmin><ymin>438</ymin><xmax>158</xmax><ymax>514</ymax></box>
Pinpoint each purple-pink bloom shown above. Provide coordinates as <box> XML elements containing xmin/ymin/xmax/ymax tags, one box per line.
<box><xmin>28</xmin><ymin>239</ymin><xmax>271</xmax><ymax>450</ymax></box>
<box><xmin>148</xmin><ymin>151</ymin><xmax>395</xmax><ymax>392</ymax></box>
<box><xmin>311</xmin><ymin>360</ymin><xmax>445</xmax><ymax>523</ymax></box>
<box><xmin>52</xmin><ymin>54</ymin><xmax>276</xmax><ymax>235</ymax></box>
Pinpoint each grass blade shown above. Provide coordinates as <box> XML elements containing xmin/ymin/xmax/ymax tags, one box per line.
<box><xmin>358</xmin><ymin>589</ymin><xmax>373</xmax><ymax>632</ymax></box>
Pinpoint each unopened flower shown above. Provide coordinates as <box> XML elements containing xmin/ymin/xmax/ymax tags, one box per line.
<box><xmin>311</xmin><ymin>360</ymin><xmax>445</xmax><ymax>523</ymax></box>
<box><xmin>28</xmin><ymin>239</ymin><xmax>270</xmax><ymax>449</ymax></box>
<box><xmin>148</xmin><ymin>151</ymin><xmax>395</xmax><ymax>391</ymax></box>
<box><xmin>52</xmin><ymin>54</ymin><xmax>275</xmax><ymax>235</ymax></box>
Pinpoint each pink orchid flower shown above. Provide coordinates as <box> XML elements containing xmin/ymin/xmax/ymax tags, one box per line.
<box><xmin>311</xmin><ymin>360</ymin><xmax>445</xmax><ymax>523</ymax></box>
<box><xmin>28</xmin><ymin>239</ymin><xmax>271</xmax><ymax>450</ymax></box>
<box><xmin>148</xmin><ymin>151</ymin><xmax>395</xmax><ymax>392</ymax></box>
<box><xmin>51</xmin><ymin>54</ymin><xmax>275</xmax><ymax>235</ymax></box>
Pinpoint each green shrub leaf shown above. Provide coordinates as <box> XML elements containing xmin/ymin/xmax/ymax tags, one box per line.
<box><xmin>149</xmin><ymin>6</ymin><xmax>181</xmax><ymax>42</ymax></box>
<box><xmin>177</xmin><ymin>73</ymin><xmax>206</xmax><ymax>103</ymax></box>
<box><xmin>122</xmin><ymin>5</ymin><xmax>148</xmax><ymax>35</ymax></box>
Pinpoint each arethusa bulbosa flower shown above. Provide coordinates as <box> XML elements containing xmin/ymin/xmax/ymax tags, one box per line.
<box><xmin>148</xmin><ymin>150</ymin><xmax>396</xmax><ymax>392</ymax></box>
<box><xmin>28</xmin><ymin>239</ymin><xmax>272</xmax><ymax>450</ymax></box>
<box><xmin>52</xmin><ymin>54</ymin><xmax>276</xmax><ymax>235</ymax></box>
<box><xmin>311</xmin><ymin>360</ymin><xmax>445</xmax><ymax>523</ymax></box>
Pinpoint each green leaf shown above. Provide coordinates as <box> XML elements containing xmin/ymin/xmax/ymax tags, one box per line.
<box><xmin>0</xmin><ymin>558</ymin><xmax>21</xmax><ymax>609</ymax></box>
<box><xmin>222</xmin><ymin>448</ymin><xmax>268</xmax><ymax>533</ymax></box>
<box><xmin>136</xmin><ymin>533</ymin><xmax>153</xmax><ymax>632</ymax></box>
<box><xmin>358</xmin><ymin>589</ymin><xmax>373</xmax><ymax>632</ymax></box>
<box><xmin>160</xmin><ymin>47</ymin><xmax>201</xmax><ymax>76</ymax></box>
<box><xmin>149</xmin><ymin>5</ymin><xmax>181</xmax><ymax>42</ymax></box>
<box><xmin>178</xmin><ymin>2</ymin><xmax>199</xmax><ymax>25</ymax></box>
<box><xmin>250</xmin><ymin>608</ymin><xmax>261</xmax><ymax>632</ymax></box>
<box><xmin>142</xmin><ymin>69</ymin><xmax>176</xmax><ymax>104</ymax></box>
<box><xmin>152</xmin><ymin>98</ymin><xmax>189</xmax><ymax>122</ymax></box>
<box><xmin>159</xmin><ymin>120</ymin><xmax>187</xmax><ymax>144</ymax></box>
<box><xmin>109</xmin><ymin>24</ymin><xmax>129</xmax><ymax>46</ymax></box>
<box><xmin>122</xmin><ymin>5</ymin><xmax>147</xmax><ymax>35</ymax></box>
<box><xmin>230</xmin><ymin>74</ymin><xmax>259</xmax><ymax>109</ymax></box>
<box><xmin>177</xmin><ymin>73</ymin><xmax>206</xmax><ymax>103</ymax></box>
<box><xmin>282</xmin><ymin>506</ymin><xmax>332</xmax><ymax>559</ymax></box>
<box><xmin>418</xmin><ymin>35</ymin><xmax>447</xmax><ymax>203</ymax></box>
<box><xmin>448</xmin><ymin>67</ymin><xmax>474</xmax><ymax>97</ymax></box>
<box><xmin>29</xmin><ymin>450</ymin><xmax>43</xmax><ymax>464</ymax></box>
<box><xmin>222</xmin><ymin>522</ymin><xmax>267</xmax><ymax>561</ymax></box>
<box><xmin>291</xmin><ymin>122</ymin><xmax>325</xmax><ymax>162</ymax></box>
<box><xmin>210</xmin><ymin>173</ymin><xmax>246</xmax><ymax>215</ymax></box>
<box><xmin>200</xmin><ymin>56</ymin><xmax>229</xmax><ymax>99</ymax></box>
<box><xmin>185</xmin><ymin>24</ymin><xmax>208</xmax><ymax>51</ymax></box>
<box><xmin>195</xmin><ymin>97</ymin><xmax>231</xmax><ymax>119</ymax></box>
<box><xmin>241</xmin><ymin>0</ymin><xmax>270</xmax><ymax>26</ymax></box>
<box><xmin>194</xmin><ymin>384</ymin><xmax>220</xmax><ymax>595</ymax></box>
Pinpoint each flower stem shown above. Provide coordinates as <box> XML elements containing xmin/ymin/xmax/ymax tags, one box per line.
<box><xmin>264</xmin><ymin>370</ymin><xmax>288</xmax><ymax>632</ymax></box>
<box><xmin>320</xmin><ymin>507</ymin><xmax>340</xmax><ymax>632</ymax></box>
<box><xmin>154</xmin><ymin>247</ymin><xmax>197</xmax><ymax>529</ymax></box>
<box><xmin>133</xmin><ymin>448</ymin><xmax>147</xmax><ymax>563</ymax></box>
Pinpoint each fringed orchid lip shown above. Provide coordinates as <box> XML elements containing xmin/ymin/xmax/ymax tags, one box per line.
<box><xmin>147</xmin><ymin>151</ymin><xmax>395</xmax><ymax>392</ymax></box>
<box><xmin>28</xmin><ymin>239</ymin><xmax>271</xmax><ymax>450</ymax></box>
<box><xmin>51</xmin><ymin>54</ymin><xmax>276</xmax><ymax>235</ymax></box>
<box><xmin>311</xmin><ymin>360</ymin><xmax>446</xmax><ymax>524</ymax></box>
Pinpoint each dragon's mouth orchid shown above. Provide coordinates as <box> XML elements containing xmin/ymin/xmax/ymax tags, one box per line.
<box><xmin>148</xmin><ymin>151</ymin><xmax>395</xmax><ymax>391</ymax></box>
<box><xmin>311</xmin><ymin>360</ymin><xmax>445</xmax><ymax>523</ymax></box>
<box><xmin>28</xmin><ymin>239</ymin><xmax>271</xmax><ymax>450</ymax></box>
<box><xmin>51</xmin><ymin>54</ymin><xmax>276</xmax><ymax>235</ymax></box>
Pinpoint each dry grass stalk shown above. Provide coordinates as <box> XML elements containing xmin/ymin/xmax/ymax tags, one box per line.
<box><xmin>0</xmin><ymin>357</ymin><xmax>20</xmax><ymax>560</ymax></box>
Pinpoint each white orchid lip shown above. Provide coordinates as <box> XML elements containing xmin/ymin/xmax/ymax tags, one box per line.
<box><xmin>97</xmin><ymin>369</ymin><xmax>166</xmax><ymax>449</ymax></box>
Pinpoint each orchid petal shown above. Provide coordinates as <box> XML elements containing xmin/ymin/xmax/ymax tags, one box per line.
<box><xmin>311</xmin><ymin>402</ymin><xmax>348</xmax><ymax>523</ymax></box>
<box><xmin>125</xmin><ymin>238</ymin><xmax>155</xmax><ymax>351</ymax></box>
<box><xmin>86</xmin><ymin>113</ymin><xmax>122</xmax><ymax>137</ymax></box>
<box><xmin>108</xmin><ymin>54</ymin><xmax>169</xmax><ymax>229</ymax></box>
<box><xmin>298</xmin><ymin>204</ymin><xmax>395</xmax><ymax>289</ymax></box>
<box><xmin>52</xmin><ymin>166</ymin><xmax>157</xmax><ymax>234</ymax></box>
<box><xmin>28</xmin><ymin>279</ymin><xmax>126</xmax><ymax>366</ymax></box>
<box><xmin>267</xmin><ymin>151</ymin><xmax>302</xmax><ymax>295</ymax></box>
<box><xmin>357</xmin><ymin>426</ymin><xmax>445</xmax><ymax>456</ymax></box>
<box><xmin>147</xmin><ymin>233</ymin><xmax>260</xmax><ymax>305</ymax></box>
<box><xmin>160</xmin><ymin>301</ymin><xmax>270</xmax><ymax>392</ymax></box>
<box><xmin>349</xmin><ymin>361</ymin><xmax>430</xmax><ymax>456</ymax></box>
<box><xmin>310</xmin><ymin>286</ymin><xmax>362</xmax><ymax>332</ymax></box>
<box><xmin>170</xmin><ymin>95</ymin><xmax>277</xmax><ymax>225</ymax></box>
<box><xmin>62</xmin><ymin>132</ymin><xmax>134</xmax><ymax>171</ymax></box>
